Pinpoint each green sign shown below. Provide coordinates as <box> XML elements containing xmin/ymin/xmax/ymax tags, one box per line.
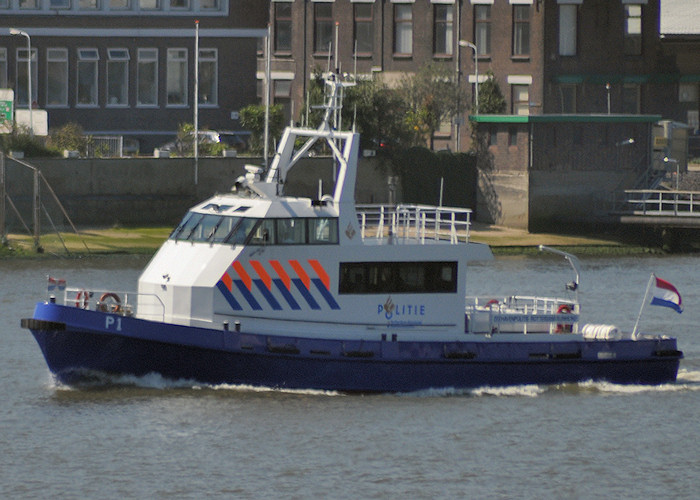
<box><xmin>0</xmin><ymin>89</ymin><xmax>14</xmax><ymax>133</ymax></box>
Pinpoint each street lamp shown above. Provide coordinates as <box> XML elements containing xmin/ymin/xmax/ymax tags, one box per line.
<box><xmin>10</xmin><ymin>28</ymin><xmax>33</xmax><ymax>136</ymax></box>
<box><xmin>459</xmin><ymin>40</ymin><xmax>479</xmax><ymax>115</ymax></box>
<box><xmin>664</xmin><ymin>156</ymin><xmax>679</xmax><ymax>191</ymax></box>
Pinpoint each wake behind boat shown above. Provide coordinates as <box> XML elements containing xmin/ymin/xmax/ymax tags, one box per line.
<box><xmin>22</xmin><ymin>70</ymin><xmax>682</xmax><ymax>392</ymax></box>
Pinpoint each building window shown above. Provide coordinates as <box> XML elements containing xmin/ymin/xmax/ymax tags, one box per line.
<box><xmin>314</xmin><ymin>3</ymin><xmax>333</xmax><ymax>54</ymax></box>
<box><xmin>49</xmin><ymin>0</ymin><xmax>70</xmax><ymax>8</ymax></box>
<box><xmin>19</xmin><ymin>0</ymin><xmax>39</xmax><ymax>8</ymax></box>
<box><xmin>109</xmin><ymin>0</ymin><xmax>130</xmax><ymax>8</ymax></box>
<box><xmin>508</xmin><ymin>127</ymin><xmax>517</xmax><ymax>147</ymax></box>
<box><xmin>167</xmin><ymin>48</ymin><xmax>187</xmax><ymax>106</ymax></box>
<box><xmin>513</xmin><ymin>5</ymin><xmax>530</xmax><ymax>57</ymax></box>
<box><xmin>474</xmin><ymin>5</ymin><xmax>491</xmax><ymax>56</ymax></box>
<box><xmin>198</xmin><ymin>48</ymin><xmax>217</xmax><ymax>106</ymax></box>
<box><xmin>489</xmin><ymin>127</ymin><xmax>498</xmax><ymax>146</ymax></box>
<box><xmin>170</xmin><ymin>0</ymin><xmax>189</xmax><ymax>8</ymax></box>
<box><xmin>679</xmin><ymin>83</ymin><xmax>699</xmax><ymax>103</ymax></box>
<box><xmin>0</xmin><ymin>49</ymin><xmax>6</xmax><ymax>89</ymax></box>
<box><xmin>559</xmin><ymin>84</ymin><xmax>576</xmax><ymax>113</ymax></box>
<box><xmin>622</xmin><ymin>84</ymin><xmax>640</xmax><ymax>114</ymax></box>
<box><xmin>79</xmin><ymin>0</ymin><xmax>98</xmax><ymax>9</ymax></box>
<box><xmin>559</xmin><ymin>4</ymin><xmax>577</xmax><ymax>56</ymax></box>
<box><xmin>107</xmin><ymin>48</ymin><xmax>129</xmax><ymax>107</ymax></box>
<box><xmin>354</xmin><ymin>3</ymin><xmax>373</xmax><ymax>56</ymax></box>
<box><xmin>16</xmin><ymin>47</ymin><xmax>37</xmax><ymax>108</ymax></box>
<box><xmin>200</xmin><ymin>0</ymin><xmax>219</xmax><ymax>9</ymax></box>
<box><xmin>77</xmin><ymin>48</ymin><xmax>99</xmax><ymax>106</ymax></box>
<box><xmin>46</xmin><ymin>48</ymin><xmax>68</xmax><ymax>107</ymax></box>
<box><xmin>274</xmin><ymin>79</ymin><xmax>292</xmax><ymax>123</ymax></box>
<box><xmin>0</xmin><ymin>0</ymin><xmax>9</xmax><ymax>7</ymax></box>
<box><xmin>433</xmin><ymin>4</ymin><xmax>453</xmax><ymax>56</ymax></box>
<box><xmin>139</xmin><ymin>0</ymin><xmax>159</xmax><ymax>9</ymax></box>
<box><xmin>274</xmin><ymin>2</ymin><xmax>292</xmax><ymax>53</ymax></box>
<box><xmin>137</xmin><ymin>48</ymin><xmax>158</xmax><ymax>106</ymax></box>
<box><xmin>624</xmin><ymin>4</ymin><xmax>642</xmax><ymax>55</ymax></box>
<box><xmin>394</xmin><ymin>4</ymin><xmax>413</xmax><ymax>55</ymax></box>
<box><xmin>512</xmin><ymin>84</ymin><xmax>529</xmax><ymax>115</ymax></box>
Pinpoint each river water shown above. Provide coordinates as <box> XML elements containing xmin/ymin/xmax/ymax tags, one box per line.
<box><xmin>1</xmin><ymin>253</ymin><xmax>699</xmax><ymax>499</ymax></box>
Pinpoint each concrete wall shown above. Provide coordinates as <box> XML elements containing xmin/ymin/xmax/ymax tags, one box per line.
<box><xmin>2</xmin><ymin>156</ymin><xmax>394</xmax><ymax>230</ymax></box>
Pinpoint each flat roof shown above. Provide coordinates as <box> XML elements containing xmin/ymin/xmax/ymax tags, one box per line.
<box><xmin>661</xmin><ymin>0</ymin><xmax>700</xmax><ymax>36</ymax></box>
<box><xmin>469</xmin><ymin>114</ymin><xmax>662</xmax><ymax>124</ymax></box>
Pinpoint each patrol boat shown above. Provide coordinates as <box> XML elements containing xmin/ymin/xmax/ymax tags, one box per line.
<box><xmin>22</xmin><ymin>72</ymin><xmax>682</xmax><ymax>392</ymax></box>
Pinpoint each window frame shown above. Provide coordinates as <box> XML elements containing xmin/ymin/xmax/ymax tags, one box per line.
<box><xmin>512</xmin><ymin>5</ymin><xmax>530</xmax><ymax>57</ymax></box>
<box><xmin>107</xmin><ymin>48</ymin><xmax>130</xmax><ymax>107</ymax></box>
<box><xmin>393</xmin><ymin>3</ymin><xmax>413</xmax><ymax>56</ymax></box>
<box><xmin>433</xmin><ymin>4</ymin><xmax>453</xmax><ymax>57</ymax></box>
<box><xmin>198</xmin><ymin>48</ymin><xmax>218</xmax><ymax>106</ymax></box>
<box><xmin>313</xmin><ymin>2</ymin><xmax>334</xmax><ymax>55</ymax></box>
<box><xmin>166</xmin><ymin>47</ymin><xmax>188</xmax><ymax>107</ymax></box>
<box><xmin>137</xmin><ymin>48</ymin><xmax>158</xmax><ymax>107</ymax></box>
<box><xmin>354</xmin><ymin>3</ymin><xmax>374</xmax><ymax>56</ymax></box>
<box><xmin>474</xmin><ymin>4</ymin><xmax>491</xmax><ymax>57</ymax></box>
<box><xmin>274</xmin><ymin>1</ymin><xmax>293</xmax><ymax>53</ymax></box>
<box><xmin>46</xmin><ymin>48</ymin><xmax>69</xmax><ymax>108</ymax></box>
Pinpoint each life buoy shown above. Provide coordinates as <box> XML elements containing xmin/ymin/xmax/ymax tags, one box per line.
<box><xmin>75</xmin><ymin>289</ymin><xmax>89</xmax><ymax>309</ymax></box>
<box><xmin>98</xmin><ymin>292</ymin><xmax>122</xmax><ymax>313</ymax></box>
<box><xmin>555</xmin><ymin>304</ymin><xmax>573</xmax><ymax>333</ymax></box>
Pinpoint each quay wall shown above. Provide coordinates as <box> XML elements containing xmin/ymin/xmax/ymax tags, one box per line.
<box><xmin>3</xmin><ymin>156</ymin><xmax>394</xmax><ymax>228</ymax></box>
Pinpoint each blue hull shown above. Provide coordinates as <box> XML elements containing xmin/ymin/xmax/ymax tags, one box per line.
<box><xmin>23</xmin><ymin>302</ymin><xmax>682</xmax><ymax>392</ymax></box>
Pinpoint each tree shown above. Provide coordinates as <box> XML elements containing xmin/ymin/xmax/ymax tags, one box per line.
<box><xmin>239</xmin><ymin>103</ymin><xmax>284</xmax><ymax>155</ymax></box>
<box><xmin>476</xmin><ymin>70</ymin><xmax>507</xmax><ymax>114</ymax></box>
<box><xmin>398</xmin><ymin>64</ymin><xmax>460</xmax><ymax>149</ymax></box>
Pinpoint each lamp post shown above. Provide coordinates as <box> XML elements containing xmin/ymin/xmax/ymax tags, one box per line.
<box><xmin>10</xmin><ymin>28</ymin><xmax>32</xmax><ymax>136</ymax></box>
<box><xmin>459</xmin><ymin>40</ymin><xmax>479</xmax><ymax>115</ymax></box>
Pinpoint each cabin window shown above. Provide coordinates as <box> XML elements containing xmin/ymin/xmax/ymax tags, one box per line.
<box><xmin>339</xmin><ymin>261</ymin><xmax>457</xmax><ymax>294</ymax></box>
<box><xmin>225</xmin><ymin>218</ymin><xmax>259</xmax><ymax>245</ymax></box>
<box><xmin>309</xmin><ymin>217</ymin><xmax>338</xmax><ymax>244</ymax></box>
<box><xmin>277</xmin><ymin>218</ymin><xmax>307</xmax><ymax>244</ymax></box>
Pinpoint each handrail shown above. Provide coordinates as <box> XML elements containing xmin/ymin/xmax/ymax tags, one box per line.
<box><xmin>621</xmin><ymin>189</ymin><xmax>700</xmax><ymax>216</ymax></box>
<box><xmin>60</xmin><ymin>287</ymin><xmax>165</xmax><ymax>321</ymax></box>
<box><xmin>356</xmin><ymin>204</ymin><xmax>471</xmax><ymax>244</ymax></box>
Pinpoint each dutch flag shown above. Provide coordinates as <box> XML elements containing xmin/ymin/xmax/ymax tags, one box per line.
<box><xmin>650</xmin><ymin>276</ymin><xmax>683</xmax><ymax>314</ymax></box>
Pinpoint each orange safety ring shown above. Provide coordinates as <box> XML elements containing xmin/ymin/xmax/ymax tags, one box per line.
<box><xmin>75</xmin><ymin>289</ymin><xmax>90</xmax><ymax>309</ymax></box>
<box><xmin>98</xmin><ymin>292</ymin><xmax>122</xmax><ymax>313</ymax></box>
<box><xmin>555</xmin><ymin>304</ymin><xmax>573</xmax><ymax>333</ymax></box>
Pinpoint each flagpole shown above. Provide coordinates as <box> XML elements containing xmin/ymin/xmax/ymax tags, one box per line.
<box><xmin>632</xmin><ymin>273</ymin><xmax>655</xmax><ymax>339</ymax></box>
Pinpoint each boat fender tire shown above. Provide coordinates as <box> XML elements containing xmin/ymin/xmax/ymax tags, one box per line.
<box><xmin>556</xmin><ymin>304</ymin><xmax>573</xmax><ymax>333</ymax></box>
<box><xmin>98</xmin><ymin>292</ymin><xmax>122</xmax><ymax>313</ymax></box>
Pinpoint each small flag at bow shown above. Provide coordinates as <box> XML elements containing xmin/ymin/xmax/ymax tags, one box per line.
<box><xmin>47</xmin><ymin>276</ymin><xmax>66</xmax><ymax>292</ymax></box>
<box><xmin>650</xmin><ymin>276</ymin><xmax>683</xmax><ymax>314</ymax></box>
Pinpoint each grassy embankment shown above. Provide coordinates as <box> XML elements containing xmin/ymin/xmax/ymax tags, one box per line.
<box><xmin>0</xmin><ymin>224</ymin><xmax>657</xmax><ymax>259</ymax></box>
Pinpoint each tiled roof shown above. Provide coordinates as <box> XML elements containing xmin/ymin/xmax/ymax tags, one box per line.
<box><xmin>661</xmin><ymin>0</ymin><xmax>700</xmax><ymax>35</ymax></box>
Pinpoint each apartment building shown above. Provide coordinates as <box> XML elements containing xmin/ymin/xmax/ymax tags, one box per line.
<box><xmin>1</xmin><ymin>0</ymin><xmax>267</xmax><ymax>153</ymax></box>
<box><xmin>260</xmin><ymin>0</ymin><xmax>686</xmax><ymax>151</ymax></box>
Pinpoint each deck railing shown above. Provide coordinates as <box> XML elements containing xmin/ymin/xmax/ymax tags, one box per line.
<box><xmin>356</xmin><ymin>204</ymin><xmax>471</xmax><ymax>244</ymax></box>
<box><xmin>59</xmin><ymin>287</ymin><xmax>165</xmax><ymax>321</ymax></box>
<box><xmin>622</xmin><ymin>190</ymin><xmax>700</xmax><ymax>216</ymax></box>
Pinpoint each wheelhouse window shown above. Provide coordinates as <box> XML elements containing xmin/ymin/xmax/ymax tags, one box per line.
<box><xmin>46</xmin><ymin>48</ymin><xmax>68</xmax><ymax>107</ymax></box>
<box><xmin>107</xmin><ymin>48</ymin><xmax>129</xmax><ymax>107</ymax></box>
<box><xmin>169</xmin><ymin>214</ymin><xmax>339</xmax><ymax>246</ymax></box>
<box><xmin>474</xmin><ymin>5</ymin><xmax>491</xmax><ymax>56</ymax></box>
<box><xmin>512</xmin><ymin>5</ymin><xmax>530</xmax><ymax>57</ymax></box>
<box><xmin>167</xmin><ymin>48</ymin><xmax>187</xmax><ymax>106</ymax></box>
<box><xmin>137</xmin><ymin>48</ymin><xmax>158</xmax><ymax>106</ymax></box>
<box><xmin>393</xmin><ymin>4</ymin><xmax>413</xmax><ymax>56</ymax></box>
<box><xmin>433</xmin><ymin>4</ymin><xmax>454</xmax><ymax>57</ymax></box>
<box><xmin>314</xmin><ymin>3</ymin><xmax>334</xmax><ymax>54</ymax></box>
<box><xmin>354</xmin><ymin>3</ymin><xmax>374</xmax><ymax>56</ymax></box>
<box><xmin>274</xmin><ymin>1</ymin><xmax>292</xmax><ymax>53</ymax></box>
<box><xmin>339</xmin><ymin>262</ymin><xmax>458</xmax><ymax>294</ymax></box>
